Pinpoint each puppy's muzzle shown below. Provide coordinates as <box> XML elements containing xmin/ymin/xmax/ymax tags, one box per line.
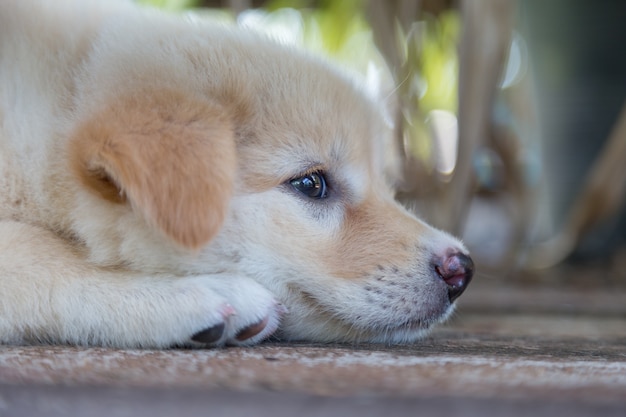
<box><xmin>434</xmin><ymin>252</ymin><xmax>474</xmax><ymax>303</ymax></box>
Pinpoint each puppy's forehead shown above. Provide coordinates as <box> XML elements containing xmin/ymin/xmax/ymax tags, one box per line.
<box><xmin>234</xmin><ymin>60</ymin><xmax>387</xmax><ymax>193</ymax></box>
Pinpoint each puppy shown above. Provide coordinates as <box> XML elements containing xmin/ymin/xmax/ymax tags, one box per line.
<box><xmin>0</xmin><ymin>0</ymin><xmax>474</xmax><ymax>348</ymax></box>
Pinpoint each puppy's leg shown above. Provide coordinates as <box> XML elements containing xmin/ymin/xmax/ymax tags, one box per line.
<box><xmin>0</xmin><ymin>221</ymin><xmax>282</xmax><ymax>348</ymax></box>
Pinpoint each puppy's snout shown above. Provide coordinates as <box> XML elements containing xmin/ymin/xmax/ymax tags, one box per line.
<box><xmin>434</xmin><ymin>252</ymin><xmax>474</xmax><ymax>303</ymax></box>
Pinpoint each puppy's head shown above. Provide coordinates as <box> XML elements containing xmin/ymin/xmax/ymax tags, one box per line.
<box><xmin>69</xmin><ymin>15</ymin><xmax>472</xmax><ymax>343</ymax></box>
<box><xmin>214</xmin><ymin>50</ymin><xmax>474</xmax><ymax>343</ymax></box>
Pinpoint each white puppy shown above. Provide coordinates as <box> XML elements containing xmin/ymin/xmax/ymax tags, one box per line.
<box><xmin>0</xmin><ymin>0</ymin><xmax>474</xmax><ymax>348</ymax></box>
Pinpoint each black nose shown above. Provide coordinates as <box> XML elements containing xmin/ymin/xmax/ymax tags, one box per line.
<box><xmin>435</xmin><ymin>252</ymin><xmax>474</xmax><ymax>303</ymax></box>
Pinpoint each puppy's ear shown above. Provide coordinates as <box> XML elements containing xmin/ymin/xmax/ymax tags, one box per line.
<box><xmin>71</xmin><ymin>90</ymin><xmax>236</xmax><ymax>250</ymax></box>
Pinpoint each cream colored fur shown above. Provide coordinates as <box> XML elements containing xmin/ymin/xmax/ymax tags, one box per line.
<box><xmin>0</xmin><ymin>0</ymin><xmax>470</xmax><ymax>348</ymax></box>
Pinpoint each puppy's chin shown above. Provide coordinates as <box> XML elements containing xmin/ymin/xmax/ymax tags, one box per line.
<box><xmin>275</xmin><ymin>302</ymin><xmax>456</xmax><ymax>344</ymax></box>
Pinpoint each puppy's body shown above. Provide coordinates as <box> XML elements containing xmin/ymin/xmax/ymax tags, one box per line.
<box><xmin>0</xmin><ymin>0</ymin><xmax>473</xmax><ymax>347</ymax></box>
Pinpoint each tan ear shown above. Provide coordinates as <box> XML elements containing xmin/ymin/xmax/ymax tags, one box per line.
<box><xmin>70</xmin><ymin>90</ymin><xmax>236</xmax><ymax>250</ymax></box>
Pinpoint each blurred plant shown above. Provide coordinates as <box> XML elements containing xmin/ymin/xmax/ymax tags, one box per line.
<box><xmin>137</xmin><ymin>0</ymin><xmax>200</xmax><ymax>10</ymax></box>
<box><xmin>260</xmin><ymin>0</ymin><xmax>387</xmax><ymax>82</ymax></box>
<box><xmin>398</xmin><ymin>11</ymin><xmax>461</xmax><ymax>178</ymax></box>
<box><xmin>268</xmin><ymin>0</ymin><xmax>368</xmax><ymax>54</ymax></box>
<box><xmin>411</xmin><ymin>12</ymin><xmax>460</xmax><ymax>114</ymax></box>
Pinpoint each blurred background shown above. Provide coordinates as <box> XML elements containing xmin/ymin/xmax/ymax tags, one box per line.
<box><xmin>140</xmin><ymin>0</ymin><xmax>626</xmax><ymax>286</ymax></box>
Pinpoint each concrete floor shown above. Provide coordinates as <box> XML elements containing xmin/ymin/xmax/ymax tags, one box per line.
<box><xmin>1</xmin><ymin>271</ymin><xmax>625</xmax><ymax>416</ymax></box>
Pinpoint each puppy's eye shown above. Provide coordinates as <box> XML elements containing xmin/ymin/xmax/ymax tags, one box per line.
<box><xmin>290</xmin><ymin>172</ymin><xmax>328</xmax><ymax>199</ymax></box>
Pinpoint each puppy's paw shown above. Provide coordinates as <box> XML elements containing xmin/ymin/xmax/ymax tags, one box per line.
<box><xmin>225</xmin><ymin>301</ymin><xmax>287</xmax><ymax>347</ymax></box>
<box><xmin>177</xmin><ymin>275</ymin><xmax>285</xmax><ymax>348</ymax></box>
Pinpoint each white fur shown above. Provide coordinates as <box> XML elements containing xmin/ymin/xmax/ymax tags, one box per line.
<box><xmin>0</xmin><ymin>0</ymin><xmax>470</xmax><ymax>348</ymax></box>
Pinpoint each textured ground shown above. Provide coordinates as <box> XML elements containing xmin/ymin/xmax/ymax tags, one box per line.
<box><xmin>1</xmin><ymin>271</ymin><xmax>625</xmax><ymax>416</ymax></box>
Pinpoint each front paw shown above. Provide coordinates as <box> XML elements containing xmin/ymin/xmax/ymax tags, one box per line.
<box><xmin>179</xmin><ymin>275</ymin><xmax>286</xmax><ymax>347</ymax></box>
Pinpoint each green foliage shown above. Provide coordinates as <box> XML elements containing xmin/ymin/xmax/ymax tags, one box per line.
<box><xmin>399</xmin><ymin>11</ymin><xmax>460</xmax><ymax>168</ymax></box>
<box><xmin>136</xmin><ymin>0</ymin><xmax>199</xmax><ymax>11</ymax></box>
<box><xmin>309</xmin><ymin>0</ymin><xmax>367</xmax><ymax>54</ymax></box>
<box><xmin>417</xmin><ymin>11</ymin><xmax>460</xmax><ymax>113</ymax></box>
<box><xmin>265</xmin><ymin>0</ymin><xmax>372</xmax><ymax>71</ymax></box>
<box><xmin>266</xmin><ymin>0</ymin><xmax>311</xmax><ymax>11</ymax></box>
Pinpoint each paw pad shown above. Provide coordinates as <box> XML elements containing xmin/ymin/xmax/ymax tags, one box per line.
<box><xmin>235</xmin><ymin>316</ymin><xmax>269</xmax><ymax>341</ymax></box>
<box><xmin>191</xmin><ymin>322</ymin><xmax>225</xmax><ymax>344</ymax></box>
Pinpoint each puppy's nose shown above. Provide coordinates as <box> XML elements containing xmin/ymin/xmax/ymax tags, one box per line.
<box><xmin>435</xmin><ymin>252</ymin><xmax>474</xmax><ymax>303</ymax></box>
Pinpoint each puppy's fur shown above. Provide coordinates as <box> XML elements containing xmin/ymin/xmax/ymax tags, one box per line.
<box><xmin>0</xmin><ymin>0</ymin><xmax>472</xmax><ymax>347</ymax></box>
